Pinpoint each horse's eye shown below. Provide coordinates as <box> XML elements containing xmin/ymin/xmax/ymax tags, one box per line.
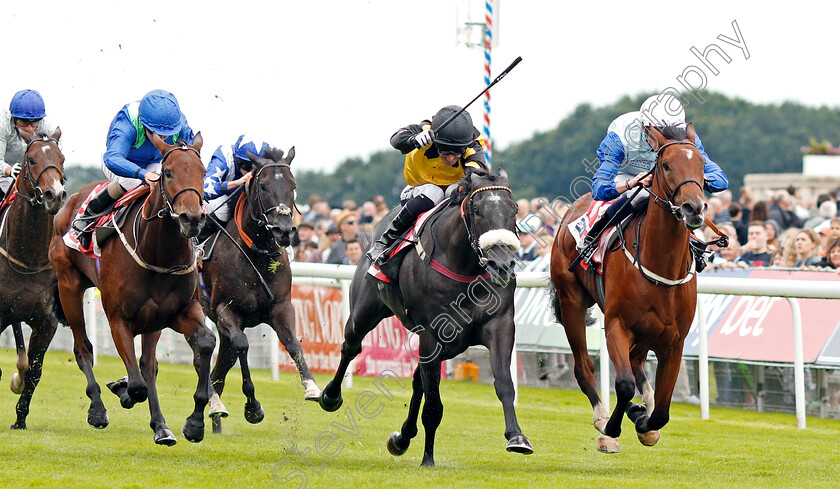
<box><xmin>474</xmin><ymin>207</ymin><xmax>480</xmax><ymax>216</ymax></box>
<box><xmin>28</xmin><ymin>157</ymin><xmax>35</xmax><ymax>166</ymax></box>
<box><xmin>259</xmin><ymin>182</ymin><xmax>267</xmax><ymax>191</ymax></box>
<box><xmin>662</xmin><ymin>163</ymin><xmax>671</xmax><ymax>171</ymax></box>
<box><xmin>164</xmin><ymin>169</ymin><xmax>173</xmax><ymax>178</ymax></box>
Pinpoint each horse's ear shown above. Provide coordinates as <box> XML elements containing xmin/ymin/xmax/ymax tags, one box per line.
<box><xmin>498</xmin><ymin>167</ymin><xmax>508</xmax><ymax>180</ymax></box>
<box><xmin>192</xmin><ymin>131</ymin><xmax>203</xmax><ymax>153</ymax></box>
<box><xmin>685</xmin><ymin>122</ymin><xmax>696</xmax><ymax>143</ymax></box>
<box><xmin>19</xmin><ymin>130</ymin><xmax>32</xmax><ymax>145</ymax></box>
<box><xmin>246</xmin><ymin>150</ymin><xmax>263</xmax><ymax>168</ymax></box>
<box><xmin>285</xmin><ymin>146</ymin><xmax>295</xmax><ymax>165</ymax></box>
<box><xmin>469</xmin><ymin>172</ymin><xmax>481</xmax><ymax>186</ymax></box>
<box><xmin>643</xmin><ymin>125</ymin><xmax>666</xmax><ymax>151</ymax></box>
<box><xmin>148</xmin><ymin>129</ymin><xmax>170</xmax><ymax>154</ymax></box>
<box><xmin>51</xmin><ymin>126</ymin><xmax>62</xmax><ymax>141</ymax></box>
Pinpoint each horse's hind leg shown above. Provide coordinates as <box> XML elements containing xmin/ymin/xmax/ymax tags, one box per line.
<box><xmin>387</xmin><ymin>367</ymin><xmax>423</xmax><ymax>456</ymax></box>
<box><xmin>140</xmin><ymin>332</ymin><xmax>176</xmax><ymax>446</ymax></box>
<box><xmin>319</xmin><ymin>279</ymin><xmax>390</xmax><ymax>412</ymax></box>
<box><xmin>12</xmin><ymin>318</ymin><xmax>58</xmax><ymax>429</ymax></box>
<box><xmin>626</xmin><ymin>347</ymin><xmax>683</xmax><ymax>447</ymax></box>
<box><xmin>174</xmin><ymin>302</ymin><xmax>216</xmax><ymax>443</ymax></box>
<box><xmin>207</xmin><ymin>317</ymin><xmax>236</xmax><ymax>428</ymax></box>
<box><xmin>272</xmin><ymin>300</ymin><xmax>320</xmax><ymax>401</ymax></box>
<box><xmin>10</xmin><ymin>322</ymin><xmax>28</xmax><ymax>395</ymax></box>
<box><xmin>630</xmin><ymin>345</ymin><xmax>654</xmax><ymax>415</ymax></box>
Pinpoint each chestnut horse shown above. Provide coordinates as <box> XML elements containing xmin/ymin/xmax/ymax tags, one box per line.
<box><xmin>49</xmin><ymin>133</ymin><xmax>215</xmax><ymax>446</ymax></box>
<box><xmin>318</xmin><ymin>169</ymin><xmax>532</xmax><ymax>466</ymax></box>
<box><xmin>200</xmin><ymin>146</ymin><xmax>320</xmax><ymax>434</ymax></box>
<box><xmin>550</xmin><ymin>124</ymin><xmax>707</xmax><ymax>453</ymax></box>
<box><xmin>0</xmin><ymin>129</ymin><xmax>66</xmax><ymax>429</ymax></box>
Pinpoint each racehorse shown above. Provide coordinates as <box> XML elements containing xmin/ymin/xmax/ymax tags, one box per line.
<box><xmin>549</xmin><ymin>123</ymin><xmax>708</xmax><ymax>453</ymax></box>
<box><xmin>0</xmin><ymin>129</ymin><xmax>66</xmax><ymax>429</ymax></box>
<box><xmin>49</xmin><ymin>132</ymin><xmax>215</xmax><ymax>446</ymax></box>
<box><xmin>318</xmin><ymin>168</ymin><xmax>533</xmax><ymax>466</ymax></box>
<box><xmin>199</xmin><ymin>146</ymin><xmax>320</xmax><ymax>433</ymax></box>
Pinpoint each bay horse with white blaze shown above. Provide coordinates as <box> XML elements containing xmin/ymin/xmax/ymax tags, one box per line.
<box><xmin>200</xmin><ymin>146</ymin><xmax>320</xmax><ymax>434</ymax></box>
<box><xmin>0</xmin><ymin>129</ymin><xmax>66</xmax><ymax>429</ymax></box>
<box><xmin>550</xmin><ymin>123</ymin><xmax>708</xmax><ymax>453</ymax></box>
<box><xmin>49</xmin><ymin>133</ymin><xmax>215</xmax><ymax>446</ymax></box>
<box><xmin>318</xmin><ymin>169</ymin><xmax>532</xmax><ymax>467</ymax></box>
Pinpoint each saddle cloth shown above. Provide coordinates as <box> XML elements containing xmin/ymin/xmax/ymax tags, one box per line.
<box><xmin>367</xmin><ymin>199</ymin><xmax>450</xmax><ymax>283</ymax></box>
<box><xmin>567</xmin><ymin>200</ymin><xmax>618</xmax><ymax>274</ymax></box>
<box><xmin>63</xmin><ymin>184</ymin><xmax>150</xmax><ymax>258</ymax></box>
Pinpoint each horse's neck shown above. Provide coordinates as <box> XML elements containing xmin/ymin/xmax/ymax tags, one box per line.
<box><xmin>2</xmin><ymin>196</ymin><xmax>52</xmax><ymax>258</ymax></box>
<box><xmin>135</xmin><ymin>193</ymin><xmax>192</xmax><ymax>266</ymax></box>
<box><xmin>638</xmin><ymin>199</ymin><xmax>691</xmax><ymax>273</ymax></box>
<box><xmin>428</xmin><ymin>207</ymin><xmax>481</xmax><ymax>273</ymax></box>
<box><xmin>241</xmin><ymin>198</ymin><xmax>272</xmax><ymax>250</ymax></box>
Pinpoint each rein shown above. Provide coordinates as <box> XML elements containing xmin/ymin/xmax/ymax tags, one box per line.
<box><xmin>233</xmin><ymin>162</ymin><xmax>294</xmax><ymax>256</ymax></box>
<box><xmin>459</xmin><ymin>184</ymin><xmax>513</xmax><ymax>267</ymax></box>
<box><xmin>143</xmin><ymin>143</ymin><xmax>204</xmax><ymax>221</ymax></box>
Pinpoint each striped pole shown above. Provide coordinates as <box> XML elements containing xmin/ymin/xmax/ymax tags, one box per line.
<box><xmin>483</xmin><ymin>0</ymin><xmax>493</xmax><ymax>168</ymax></box>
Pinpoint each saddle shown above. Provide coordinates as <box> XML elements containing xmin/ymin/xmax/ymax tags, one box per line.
<box><xmin>568</xmin><ymin>200</ymin><xmax>639</xmax><ymax>274</ymax></box>
<box><xmin>63</xmin><ymin>184</ymin><xmax>150</xmax><ymax>258</ymax></box>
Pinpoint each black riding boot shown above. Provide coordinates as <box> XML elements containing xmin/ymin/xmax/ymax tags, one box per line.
<box><xmin>73</xmin><ymin>189</ymin><xmax>117</xmax><ymax>249</ymax></box>
<box><xmin>366</xmin><ymin>205</ymin><xmax>417</xmax><ymax>266</ymax></box>
<box><xmin>689</xmin><ymin>239</ymin><xmax>708</xmax><ymax>273</ymax></box>
<box><xmin>577</xmin><ymin>193</ymin><xmax>634</xmax><ymax>265</ymax></box>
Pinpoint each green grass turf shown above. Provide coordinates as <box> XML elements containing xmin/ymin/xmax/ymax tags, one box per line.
<box><xmin>0</xmin><ymin>347</ymin><xmax>837</xmax><ymax>488</ymax></box>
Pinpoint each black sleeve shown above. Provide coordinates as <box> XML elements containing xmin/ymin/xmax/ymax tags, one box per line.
<box><xmin>461</xmin><ymin>139</ymin><xmax>489</xmax><ymax>172</ymax></box>
<box><xmin>390</xmin><ymin>122</ymin><xmax>426</xmax><ymax>154</ymax></box>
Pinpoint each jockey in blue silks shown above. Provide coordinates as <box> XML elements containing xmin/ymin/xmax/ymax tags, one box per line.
<box><xmin>70</xmin><ymin>89</ymin><xmax>195</xmax><ymax>249</ymax></box>
<box><xmin>577</xmin><ymin>94</ymin><xmax>728</xmax><ymax>266</ymax></box>
<box><xmin>203</xmin><ymin>134</ymin><xmax>270</xmax><ymax>224</ymax></box>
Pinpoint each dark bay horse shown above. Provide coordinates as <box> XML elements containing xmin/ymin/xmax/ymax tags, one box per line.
<box><xmin>49</xmin><ymin>133</ymin><xmax>215</xmax><ymax>446</ymax></box>
<box><xmin>318</xmin><ymin>169</ymin><xmax>532</xmax><ymax>466</ymax></box>
<box><xmin>550</xmin><ymin>124</ymin><xmax>708</xmax><ymax>453</ymax></box>
<box><xmin>200</xmin><ymin>146</ymin><xmax>320</xmax><ymax>433</ymax></box>
<box><xmin>0</xmin><ymin>129</ymin><xmax>67</xmax><ymax>429</ymax></box>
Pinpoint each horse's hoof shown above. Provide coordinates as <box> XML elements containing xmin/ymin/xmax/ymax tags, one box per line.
<box><xmin>303</xmin><ymin>380</ymin><xmax>322</xmax><ymax>401</ymax></box>
<box><xmin>87</xmin><ymin>411</ymin><xmax>109</xmax><ymax>429</ymax></box>
<box><xmin>594</xmin><ymin>417</ymin><xmax>609</xmax><ymax>434</ymax></box>
<box><xmin>506</xmin><ymin>435</ymin><xmax>534</xmax><ymax>454</ymax></box>
<box><xmin>637</xmin><ymin>429</ymin><xmax>661</xmax><ymax>446</ymax></box>
<box><xmin>155</xmin><ymin>428</ymin><xmax>177</xmax><ymax>446</ymax></box>
<box><xmin>182</xmin><ymin>420</ymin><xmax>205</xmax><ymax>443</ymax></box>
<box><xmin>420</xmin><ymin>457</ymin><xmax>435</xmax><ymax>467</ymax></box>
<box><xmin>10</xmin><ymin>421</ymin><xmax>26</xmax><ymax>430</ymax></box>
<box><xmin>318</xmin><ymin>391</ymin><xmax>343</xmax><ymax>412</ymax></box>
<box><xmin>244</xmin><ymin>402</ymin><xmax>265</xmax><ymax>424</ymax></box>
<box><xmin>387</xmin><ymin>432</ymin><xmax>408</xmax><ymax>456</ymax></box>
<box><xmin>119</xmin><ymin>395</ymin><xmax>137</xmax><ymax>410</ymax></box>
<box><xmin>208</xmin><ymin>392</ymin><xmax>229</xmax><ymax>418</ymax></box>
<box><xmin>597</xmin><ymin>434</ymin><xmax>621</xmax><ymax>454</ymax></box>
<box><xmin>10</xmin><ymin>373</ymin><xmax>23</xmax><ymax>395</ymax></box>
<box><xmin>106</xmin><ymin>377</ymin><xmax>128</xmax><ymax>396</ymax></box>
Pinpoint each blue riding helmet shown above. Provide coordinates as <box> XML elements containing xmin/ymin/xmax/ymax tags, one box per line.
<box><xmin>138</xmin><ymin>89</ymin><xmax>182</xmax><ymax>136</ymax></box>
<box><xmin>234</xmin><ymin>134</ymin><xmax>270</xmax><ymax>162</ymax></box>
<box><xmin>10</xmin><ymin>89</ymin><xmax>46</xmax><ymax>119</ymax></box>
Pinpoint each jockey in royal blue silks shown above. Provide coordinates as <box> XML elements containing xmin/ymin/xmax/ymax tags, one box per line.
<box><xmin>0</xmin><ymin>89</ymin><xmax>59</xmax><ymax>201</ymax></box>
<box><xmin>576</xmin><ymin>94</ymin><xmax>728</xmax><ymax>267</ymax></box>
<box><xmin>68</xmin><ymin>89</ymin><xmax>195</xmax><ymax>250</ymax></box>
<box><xmin>203</xmin><ymin>134</ymin><xmax>270</xmax><ymax>224</ymax></box>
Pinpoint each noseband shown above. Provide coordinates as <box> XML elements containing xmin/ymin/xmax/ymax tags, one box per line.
<box><xmin>648</xmin><ymin>140</ymin><xmax>704</xmax><ymax>220</ymax></box>
<box><xmin>246</xmin><ymin>162</ymin><xmax>294</xmax><ymax>231</ymax></box>
<box><xmin>459</xmin><ymin>184</ymin><xmax>513</xmax><ymax>267</ymax></box>
<box><xmin>148</xmin><ymin>143</ymin><xmax>205</xmax><ymax>220</ymax></box>
<box><xmin>19</xmin><ymin>135</ymin><xmax>66</xmax><ymax>207</ymax></box>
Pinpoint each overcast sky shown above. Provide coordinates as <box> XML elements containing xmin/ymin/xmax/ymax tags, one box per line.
<box><xmin>2</xmin><ymin>1</ymin><xmax>837</xmax><ymax>173</ymax></box>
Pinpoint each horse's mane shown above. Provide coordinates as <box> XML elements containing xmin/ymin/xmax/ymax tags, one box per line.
<box><xmin>263</xmin><ymin>147</ymin><xmax>285</xmax><ymax>162</ymax></box>
<box><xmin>448</xmin><ymin>169</ymin><xmax>508</xmax><ymax>207</ymax></box>
<box><xmin>658</xmin><ymin>124</ymin><xmax>687</xmax><ymax>141</ymax></box>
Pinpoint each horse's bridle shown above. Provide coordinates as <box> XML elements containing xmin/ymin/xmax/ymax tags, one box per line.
<box><xmin>459</xmin><ymin>184</ymin><xmax>513</xmax><ymax>267</ymax></box>
<box><xmin>648</xmin><ymin>140</ymin><xmax>704</xmax><ymax>221</ymax></box>
<box><xmin>245</xmin><ymin>162</ymin><xmax>294</xmax><ymax>231</ymax></box>
<box><xmin>18</xmin><ymin>135</ymin><xmax>66</xmax><ymax>207</ymax></box>
<box><xmin>146</xmin><ymin>142</ymin><xmax>205</xmax><ymax>220</ymax></box>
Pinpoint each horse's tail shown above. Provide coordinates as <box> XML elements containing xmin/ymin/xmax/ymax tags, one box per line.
<box><xmin>50</xmin><ymin>276</ymin><xmax>66</xmax><ymax>325</ymax></box>
<box><xmin>548</xmin><ymin>283</ymin><xmax>563</xmax><ymax>324</ymax></box>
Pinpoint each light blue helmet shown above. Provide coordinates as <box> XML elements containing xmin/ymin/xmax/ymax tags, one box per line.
<box><xmin>138</xmin><ymin>89</ymin><xmax>182</xmax><ymax>136</ymax></box>
<box><xmin>233</xmin><ymin>134</ymin><xmax>270</xmax><ymax>162</ymax></box>
<box><xmin>10</xmin><ymin>89</ymin><xmax>46</xmax><ymax>119</ymax></box>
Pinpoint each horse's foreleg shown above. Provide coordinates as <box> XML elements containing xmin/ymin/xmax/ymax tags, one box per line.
<box><xmin>598</xmin><ymin>320</ymin><xmax>635</xmax><ymax>453</ymax></box>
<box><xmin>12</xmin><ymin>318</ymin><xmax>58</xmax><ymax>429</ymax></box>
<box><xmin>109</xmin><ymin>317</ymin><xmax>147</xmax><ymax>405</ymax></box>
<box><xmin>630</xmin><ymin>345</ymin><xmax>654</xmax><ymax>415</ymax></box>
<box><xmin>387</xmin><ymin>367</ymin><xmax>423</xmax><ymax>457</ymax></box>
<box><xmin>208</xmin><ymin>317</ymin><xmax>235</xmax><ymax>423</ymax></box>
<box><xmin>272</xmin><ymin>301</ymin><xmax>319</xmax><ymax>401</ymax></box>
<box><xmin>230</xmin><ymin>327</ymin><xmax>264</xmax><ymax>424</ymax></box>
<box><xmin>176</xmin><ymin>302</ymin><xmax>215</xmax><ymax>443</ymax></box>
<box><xmin>140</xmin><ymin>332</ymin><xmax>175</xmax><ymax>446</ymax></box>
<box><xmin>484</xmin><ymin>318</ymin><xmax>533</xmax><ymax>455</ymax></box>
<box><xmin>11</xmin><ymin>322</ymin><xmax>28</xmax><ymax>395</ymax></box>
<box><xmin>418</xmin><ymin>341</ymin><xmax>443</xmax><ymax>467</ymax></box>
<box><xmin>627</xmin><ymin>348</ymin><xmax>682</xmax><ymax>446</ymax></box>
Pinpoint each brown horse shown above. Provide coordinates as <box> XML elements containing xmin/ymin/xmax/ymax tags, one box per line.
<box><xmin>49</xmin><ymin>133</ymin><xmax>215</xmax><ymax>446</ymax></box>
<box><xmin>549</xmin><ymin>124</ymin><xmax>707</xmax><ymax>453</ymax></box>
<box><xmin>0</xmin><ymin>129</ymin><xmax>66</xmax><ymax>429</ymax></box>
<box><xmin>200</xmin><ymin>146</ymin><xmax>320</xmax><ymax>434</ymax></box>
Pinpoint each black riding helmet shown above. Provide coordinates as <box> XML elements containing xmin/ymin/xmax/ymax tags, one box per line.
<box><xmin>431</xmin><ymin>105</ymin><xmax>480</xmax><ymax>155</ymax></box>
